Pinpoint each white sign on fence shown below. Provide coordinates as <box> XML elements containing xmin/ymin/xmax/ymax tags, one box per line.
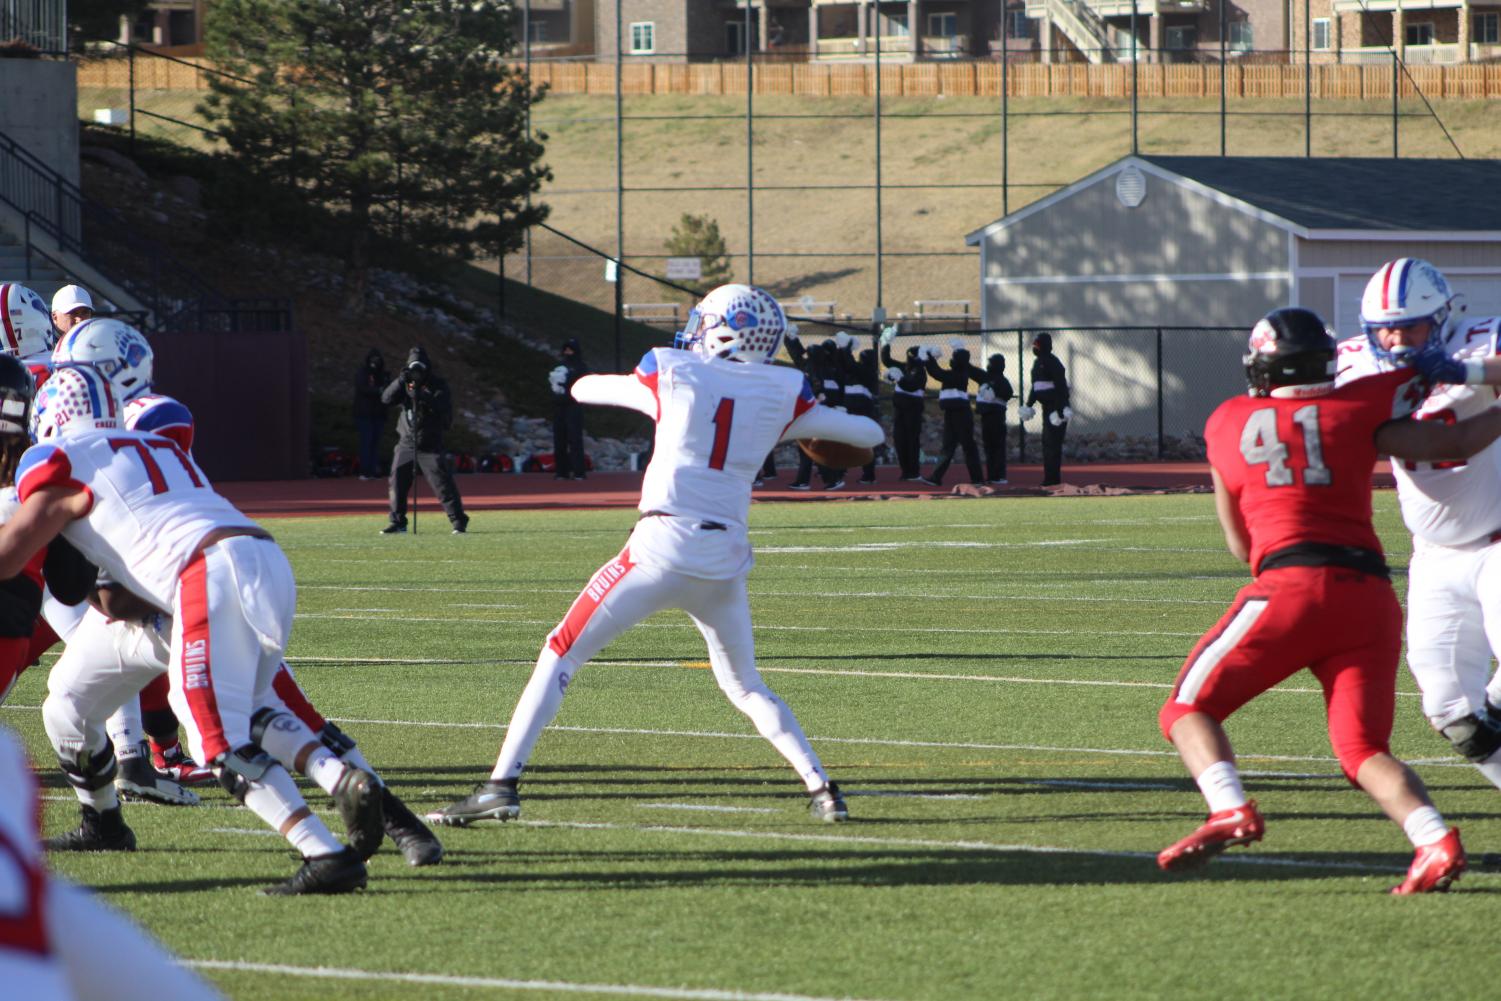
<box><xmin>665</xmin><ymin>257</ymin><xmax>703</xmax><ymax>281</ymax></box>
<box><xmin>604</xmin><ymin>259</ymin><xmax>618</xmax><ymax>283</ymax></box>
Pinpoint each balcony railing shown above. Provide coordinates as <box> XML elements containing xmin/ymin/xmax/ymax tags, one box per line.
<box><xmin>919</xmin><ymin>33</ymin><xmax>971</xmax><ymax>57</ymax></box>
<box><xmin>0</xmin><ymin>0</ymin><xmax>66</xmax><ymax>55</ymax></box>
<box><xmin>814</xmin><ymin>34</ymin><xmax>916</xmax><ymax>57</ymax></box>
<box><xmin>1341</xmin><ymin>42</ymin><xmax>1462</xmax><ymax>63</ymax></box>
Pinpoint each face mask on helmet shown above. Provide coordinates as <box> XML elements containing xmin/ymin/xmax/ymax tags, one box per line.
<box><xmin>30</xmin><ymin>364</ymin><xmax>120</xmax><ymax>442</ymax></box>
<box><xmin>52</xmin><ymin>318</ymin><xmax>155</xmax><ymax>402</ymax></box>
<box><xmin>0</xmin><ymin>355</ymin><xmax>32</xmax><ymax>437</ymax></box>
<box><xmin>1360</xmin><ymin>258</ymin><xmax>1456</xmax><ymax>368</ymax></box>
<box><xmin>675</xmin><ymin>284</ymin><xmax>786</xmax><ymax>364</ymax></box>
<box><xmin>0</xmin><ymin>283</ymin><xmax>56</xmax><ymax>358</ymax></box>
<box><xmin>1243</xmin><ymin>308</ymin><xmax>1337</xmax><ymax>398</ymax></box>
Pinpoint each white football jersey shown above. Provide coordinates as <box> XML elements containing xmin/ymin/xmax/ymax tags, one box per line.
<box><xmin>1336</xmin><ymin>315</ymin><xmax>1501</xmax><ymax>546</ymax></box>
<box><xmin>17</xmin><ymin>428</ymin><xmax>260</xmax><ymax>610</ymax></box>
<box><xmin>635</xmin><ymin>348</ymin><xmax>816</xmax><ymax>530</ymax></box>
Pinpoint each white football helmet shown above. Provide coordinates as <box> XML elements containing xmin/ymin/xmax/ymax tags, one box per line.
<box><xmin>1360</xmin><ymin>258</ymin><xmax>1458</xmax><ymax>366</ymax></box>
<box><xmin>52</xmin><ymin>318</ymin><xmax>155</xmax><ymax>402</ymax></box>
<box><xmin>30</xmin><ymin>364</ymin><xmax>120</xmax><ymax>442</ymax></box>
<box><xmin>675</xmin><ymin>284</ymin><xmax>786</xmax><ymax>364</ymax></box>
<box><xmin>0</xmin><ymin>283</ymin><xmax>56</xmax><ymax>357</ymax></box>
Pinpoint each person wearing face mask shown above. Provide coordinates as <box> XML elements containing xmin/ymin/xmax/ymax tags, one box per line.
<box><xmin>879</xmin><ymin>328</ymin><xmax>929</xmax><ymax>482</ymax></box>
<box><xmin>1018</xmin><ymin>333</ymin><xmax>1071</xmax><ymax>487</ymax></box>
<box><xmin>975</xmin><ymin>353</ymin><xmax>1014</xmax><ymax>485</ymax></box>
<box><xmin>920</xmin><ymin>340</ymin><xmax>986</xmax><ymax>487</ymax></box>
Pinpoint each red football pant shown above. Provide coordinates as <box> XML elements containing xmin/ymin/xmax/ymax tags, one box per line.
<box><xmin>1159</xmin><ymin>566</ymin><xmax>1402</xmax><ymax>783</ymax></box>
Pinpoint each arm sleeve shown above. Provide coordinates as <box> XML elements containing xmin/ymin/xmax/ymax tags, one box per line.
<box><xmin>571</xmin><ymin>374</ymin><xmax>657</xmax><ymax>417</ymax></box>
<box><xmin>880</xmin><ymin>343</ymin><xmax>896</xmax><ymax>369</ymax></box>
<box><xmin>783</xmin><ymin>406</ymin><xmax>885</xmax><ymax>448</ymax></box>
<box><xmin>42</xmin><ymin>536</ymin><xmax>97</xmax><ymax>607</ymax></box>
<box><xmin>785</xmin><ymin>337</ymin><xmax>807</xmax><ymax>369</ymax></box>
<box><xmin>924</xmin><ymin>357</ymin><xmax>946</xmax><ymax>381</ymax></box>
<box><xmin>379</xmin><ymin>377</ymin><xmax>405</xmax><ymax>406</ymax></box>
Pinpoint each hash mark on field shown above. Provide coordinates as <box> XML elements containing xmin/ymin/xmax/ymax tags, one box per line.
<box><xmin>640</xmin><ymin>803</ymin><xmax>780</xmax><ymax>814</ymax></box>
<box><xmin>183</xmin><ymin>960</ymin><xmax>882</xmax><ymax>1001</ymax></box>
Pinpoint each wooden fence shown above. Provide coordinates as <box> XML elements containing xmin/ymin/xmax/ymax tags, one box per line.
<box><xmin>78</xmin><ymin>57</ymin><xmax>1501</xmax><ymax>100</ymax></box>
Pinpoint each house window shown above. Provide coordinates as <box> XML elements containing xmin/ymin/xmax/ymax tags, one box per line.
<box><xmin>1230</xmin><ymin>20</ymin><xmax>1254</xmax><ymax>50</ymax></box>
<box><xmin>1476</xmin><ymin>11</ymin><xmax>1500</xmax><ymax>43</ymax></box>
<box><xmin>1008</xmin><ymin>10</ymin><xmax>1032</xmax><ymax>39</ymax></box>
<box><xmin>726</xmin><ymin>19</ymin><xmax>746</xmax><ymax>55</ymax></box>
<box><xmin>928</xmin><ymin>12</ymin><xmax>958</xmax><ymax>37</ymax></box>
<box><xmin>886</xmin><ymin>13</ymin><xmax>910</xmax><ymax>37</ymax></box>
<box><xmin>629</xmin><ymin>21</ymin><xmax>655</xmax><ymax>53</ymax></box>
<box><xmin>1311</xmin><ymin>18</ymin><xmax>1329</xmax><ymax>49</ymax></box>
<box><xmin>1405</xmin><ymin>21</ymin><xmax>1434</xmax><ymax>45</ymax></box>
<box><xmin>1165</xmin><ymin>25</ymin><xmax>1196</xmax><ymax>49</ymax></box>
<box><xmin>529</xmin><ymin>21</ymin><xmax>549</xmax><ymax>43</ymax></box>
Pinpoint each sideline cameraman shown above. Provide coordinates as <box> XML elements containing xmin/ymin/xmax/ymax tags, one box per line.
<box><xmin>381</xmin><ymin>346</ymin><xmax>469</xmax><ymax>535</ymax></box>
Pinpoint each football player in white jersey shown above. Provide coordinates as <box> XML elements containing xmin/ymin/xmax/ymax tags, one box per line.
<box><xmin>0</xmin><ymin>365</ymin><xmax>380</xmax><ymax>894</ymax></box>
<box><xmin>429</xmin><ymin>284</ymin><xmax>884</xmax><ymax>826</ymax></box>
<box><xmin>0</xmin><ymin>282</ymin><xmax>57</xmax><ymax>386</ymax></box>
<box><xmin>1335</xmin><ymin>258</ymin><xmax>1501</xmax><ymax>790</ymax></box>
<box><xmin>45</xmin><ymin>327</ymin><xmax>444</xmax><ymax>865</ymax></box>
<box><xmin>0</xmin><ymin>726</ymin><xmax>224</xmax><ymax>1001</ymax></box>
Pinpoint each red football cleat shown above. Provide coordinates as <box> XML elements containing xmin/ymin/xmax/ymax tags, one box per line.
<box><xmin>1157</xmin><ymin>800</ymin><xmax>1265</xmax><ymax>872</ymax></box>
<box><xmin>1392</xmin><ymin>828</ymin><xmax>1466</xmax><ymax>895</ymax></box>
<box><xmin>152</xmin><ymin>742</ymin><xmax>216</xmax><ymax>787</ymax></box>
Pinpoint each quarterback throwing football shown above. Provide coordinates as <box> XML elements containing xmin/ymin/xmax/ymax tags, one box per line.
<box><xmin>430</xmin><ymin>284</ymin><xmax>883</xmax><ymax>826</ymax></box>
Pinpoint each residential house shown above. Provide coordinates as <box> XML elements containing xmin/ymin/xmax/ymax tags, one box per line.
<box><xmin>1302</xmin><ymin>0</ymin><xmax>1501</xmax><ymax>64</ymax></box>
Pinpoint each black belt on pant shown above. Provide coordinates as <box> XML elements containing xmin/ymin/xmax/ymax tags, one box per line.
<box><xmin>1257</xmin><ymin>542</ymin><xmax>1389</xmax><ymax>579</ymax></box>
<box><xmin>640</xmin><ymin>510</ymin><xmax>727</xmax><ymax>531</ymax></box>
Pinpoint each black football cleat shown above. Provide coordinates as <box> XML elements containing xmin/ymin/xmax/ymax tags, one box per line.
<box><xmin>116</xmin><ymin>746</ymin><xmax>199</xmax><ymax>806</ymax></box>
<box><xmin>426</xmin><ymin>779</ymin><xmax>521</xmax><ymax>827</ymax></box>
<box><xmin>45</xmin><ymin>805</ymin><xmax>137</xmax><ymax>852</ymax></box>
<box><xmin>809</xmin><ymin>783</ymin><xmax>849</xmax><ymax>823</ymax></box>
<box><xmin>331</xmin><ymin>767</ymin><xmax>385</xmax><ymax>860</ymax></box>
<box><xmin>260</xmin><ymin>848</ymin><xmax>368</xmax><ymax>896</ymax></box>
<box><xmin>382</xmin><ymin>787</ymin><xmax>444</xmax><ymax>866</ymax></box>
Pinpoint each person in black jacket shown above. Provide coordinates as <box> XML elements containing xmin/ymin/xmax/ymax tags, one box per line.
<box><xmin>353</xmin><ymin>348</ymin><xmax>390</xmax><ymax>480</ymax></box>
<box><xmin>976</xmin><ymin>353</ymin><xmax>1015</xmax><ymax>485</ymax></box>
<box><xmin>921</xmin><ymin>341</ymin><xmax>986</xmax><ymax>486</ymax></box>
<box><xmin>785</xmin><ymin>333</ymin><xmax>845</xmax><ymax>490</ymax></box>
<box><xmin>382</xmin><ymin>346</ymin><xmax>468</xmax><ymax>534</ymax></box>
<box><xmin>1018</xmin><ymin>333</ymin><xmax>1072</xmax><ymax>487</ymax></box>
<box><xmin>841</xmin><ymin>343</ymin><xmax>883</xmax><ymax>484</ymax></box>
<box><xmin>879</xmin><ymin>330</ymin><xmax>928</xmax><ymax>481</ymax></box>
<box><xmin>550</xmin><ymin>338</ymin><xmax>589</xmax><ymax>480</ymax></box>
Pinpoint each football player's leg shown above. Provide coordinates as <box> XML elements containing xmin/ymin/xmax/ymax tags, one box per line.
<box><xmin>489</xmin><ymin>549</ymin><xmax>674</xmax><ymax>783</ymax></box>
<box><xmin>172</xmin><ymin>541</ymin><xmax>357</xmax><ymax>889</ymax></box>
<box><xmin>682</xmin><ymin>575</ymin><xmax>831</xmax><ymax>795</ymax></box>
<box><xmin>1405</xmin><ymin>546</ymin><xmax>1501</xmax><ymax>780</ymax></box>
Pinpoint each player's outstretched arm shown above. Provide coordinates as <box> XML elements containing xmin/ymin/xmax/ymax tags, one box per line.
<box><xmin>1211</xmin><ymin>469</ymin><xmax>1250</xmax><ymax>564</ymax></box>
<box><xmin>1376</xmin><ymin>405</ymin><xmax>1501</xmax><ymax>462</ymax></box>
<box><xmin>0</xmin><ymin>485</ymin><xmax>88</xmax><ymax>580</ymax></box>
<box><xmin>570</xmin><ymin>374</ymin><xmax>656</xmax><ymax>418</ymax></box>
<box><xmin>783</xmin><ymin>406</ymin><xmax>884</xmax><ymax>448</ymax></box>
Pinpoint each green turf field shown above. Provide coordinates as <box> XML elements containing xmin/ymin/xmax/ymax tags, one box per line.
<box><xmin>4</xmin><ymin>493</ymin><xmax>1492</xmax><ymax>1001</ymax></box>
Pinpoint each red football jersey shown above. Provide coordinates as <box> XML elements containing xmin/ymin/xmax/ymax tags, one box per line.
<box><xmin>1206</xmin><ymin>368</ymin><xmax>1426</xmax><ymax>575</ymax></box>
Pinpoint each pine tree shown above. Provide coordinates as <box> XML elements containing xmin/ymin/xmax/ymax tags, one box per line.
<box><xmin>200</xmin><ymin>0</ymin><xmax>550</xmax><ymax>315</ymax></box>
<box><xmin>665</xmin><ymin>213</ymin><xmax>733</xmax><ymax>297</ymax></box>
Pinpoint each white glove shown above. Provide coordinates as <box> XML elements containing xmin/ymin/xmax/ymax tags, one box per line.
<box><xmin>878</xmin><ymin>324</ymin><xmax>898</xmax><ymax>347</ymax></box>
<box><xmin>1062</xmin><ymin>406</ymin><xmax>1074</xmax><ymax>422</ymax></box>
<box><xmin>1049</xmin><ymin>411</ymin><xmax>1065</xmax><ymax>427</ymax></box>
<box><xmin>948</xmin><ymin>338</ymin><xmax>966</xmax><ymax>353</ymax></box>
<box><xmin>835</xmin><ymin>331</ymin><xmax>852</xmax><ymax>349</ymax></box>
<box><xmin>1018</xmin><ymin>404</ymin><xmax>1036</xmax><ymax>421</ymax></box>
<box><xmin>884</xmin><ymin>366</ymin><xmax>903</xmax><ymax>384</ymax></box>
<box><xmin>784</xmin><ymin>322</ymin><xmax>800</xmax><ymax>343</ymax></box>
<box><xmin>975</xmin><ymin>384</ymin><xmax>997</xmax><ymax>404</ymax></box>
<box><xmin>548</xmin><ymin>365</ymin><xmax>568</xmax><ymax>392</ymax></box>
<box><xmin>920</xmin><ymin>345</ymin><xmax>941</xmax><ymax>361</ymax></box>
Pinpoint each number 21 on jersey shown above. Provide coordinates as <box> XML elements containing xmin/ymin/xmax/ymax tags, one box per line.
<box><xmin>1239</xmin><ymin>406</ymin><xmax>1332</xmax><ymax>487</ymax></box>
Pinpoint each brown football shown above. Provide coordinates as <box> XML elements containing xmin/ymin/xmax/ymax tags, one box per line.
<box><xmin>797</xmin><ymin>438</ymin><xmax>875</xmax><ymax>468</ymax></box>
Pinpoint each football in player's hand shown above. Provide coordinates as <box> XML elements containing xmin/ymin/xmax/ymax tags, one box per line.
<box><xmin>797</xmin><ymin>438</ymin><xmax>875</xmax><ymax>468</ymax></box>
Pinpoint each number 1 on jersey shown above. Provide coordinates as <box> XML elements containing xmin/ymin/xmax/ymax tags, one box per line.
<box><xmin>709</xmin><ymin>398</ymin><xmax>735</xmax><ymax>470</ymax></box>
<box><xmin>1239</xmin><ymin>405</ymin><xmax>1332</xmax><ymax>487</ymax></box>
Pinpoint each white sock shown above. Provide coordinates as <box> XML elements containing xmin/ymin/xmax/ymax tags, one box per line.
<box><xmin>490</xmin><ymin>648</ymin><xmax>573</xmax><ymax>782</ymax></box>
<box><xmin>1473</xmin><ymin>747</ymin><xmax>1501</xmax><ymax>791</ymax></box>
<box><xmin>240</xmin><ymin>764</ymin><xmax>343</xmax><ymax>857</ymax></box>
<box><xmin>336</xmin><ymin>743</ymin><xmax>379</xmax><ymax>783</ymax></box>
<box><xmin>1402</xmin><ymin>806</ymin><xmax>1449</xmax><ymax>848</ymax></box>
<box><xmin>285</xmin><ymin>815</ymin><xmax>345</xmax><ymax>858</ymax></box>
<box><xmin>77</xmin><ymin>783</ymin><xmax>120</xmax><ymax>812</ymax></box>
<box><xmin>304</xmin><ymin>749</ymin><xmax>350</xmax><ymax>797</ymax></box>
<box><xmin>1195</xmin><ymin>760</ymin><xmax>1248</xmax><ymax>814</ymax></box>
<box><xmin>106</xmin><ymin>699</ymin><xmax>144</xmax><ymax>760</ymax></box>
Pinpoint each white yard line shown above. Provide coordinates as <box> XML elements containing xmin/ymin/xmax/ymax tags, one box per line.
<box><xmin>298</xmin><ymin>583</ymin><xmax>1230</xmax><ymax>605</ymax></box>
<box><xmin>182</xmin><ymin>960</ymin><xmax>885</xmax><ymax>1001</ymax></box>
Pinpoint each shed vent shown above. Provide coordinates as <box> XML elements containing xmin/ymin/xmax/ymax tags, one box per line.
<box><xmin>1116</xmin><ymin>166</ymin><xmax>1146</xmax><ymax>208</ymax></box>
